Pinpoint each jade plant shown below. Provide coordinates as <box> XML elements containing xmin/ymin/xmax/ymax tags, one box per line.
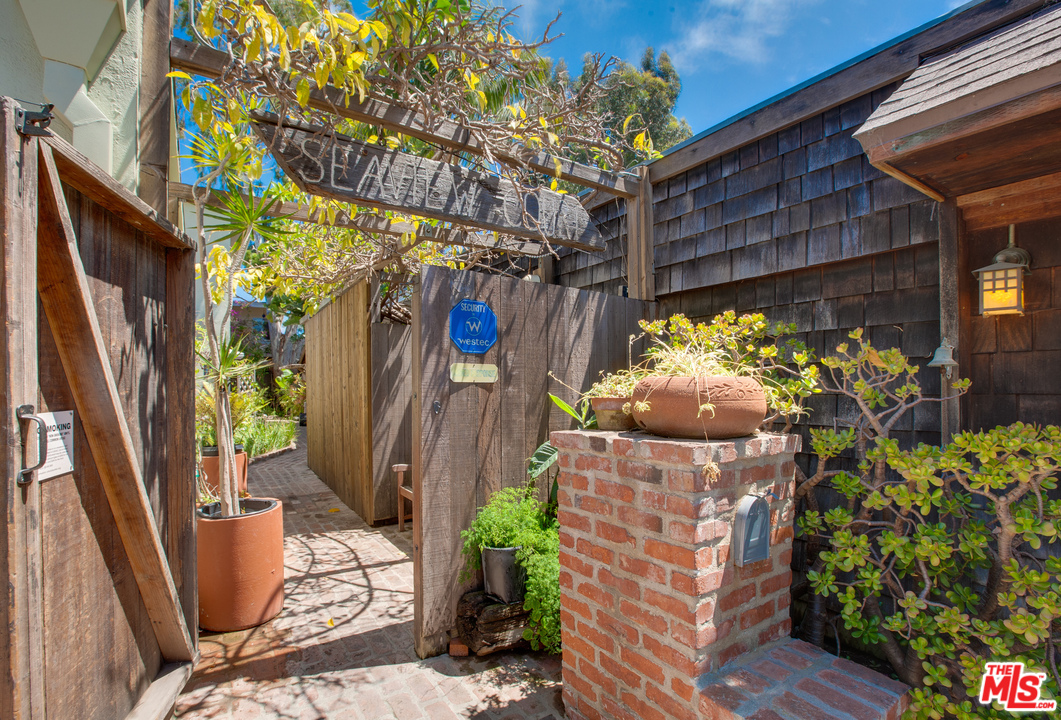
<box><xmin>460</xmin><ymin>485</ymin><xmax>562</xmax><ymax>654</ymax></box>
<box><xmin>795</xmin><ymin>331</ymin><xmax>1061</xmax><ymax>717</ymax></box>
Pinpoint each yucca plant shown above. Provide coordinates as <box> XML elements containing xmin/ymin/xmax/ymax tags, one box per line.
<box><xmin>187</xmin><ymin>126</ymin><xmax>291</xmax><ymax>517</ymax></box>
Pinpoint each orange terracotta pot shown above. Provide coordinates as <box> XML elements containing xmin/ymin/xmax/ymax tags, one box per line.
<box><xmin>197</xmin><ymin>498</ymin><xmax>285</xmax><ymax>632</ymax></box>
<box><xmin>200</xmin><ymin>446</ymin><xmax>249</xmax><ymax>497</ymax></box>
<box><xmin>631</xmin><ymin>376</ymin><xmax>767</xmax><ymax>440</ymax></box>
<box><xmin>590</xmin><ymin>397</ymin><xmax>636</xmax><ymax>431</ymax></box>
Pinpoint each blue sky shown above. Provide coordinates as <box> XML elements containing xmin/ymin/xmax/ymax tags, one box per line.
<box><xmin>495</xmin><ymin>0</ymin><xmax>973</xmax><ymax>136</ymax></box>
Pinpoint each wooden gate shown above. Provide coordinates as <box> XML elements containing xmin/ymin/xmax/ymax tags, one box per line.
<box><xmin>0</xmin><ymin>99</ymin><xmax>196</xmax><ymax>720</ymax></box>
<box><xmin>411</xmin><ymin>265</ymin><xmax>657</xmax><ymax>656</ymax></box>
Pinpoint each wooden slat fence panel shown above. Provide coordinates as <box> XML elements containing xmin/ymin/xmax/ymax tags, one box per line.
<box><xmin>305</xmin><ymin>283</ymin><xmax>373</xmax><ymax>520</ymax></box>
<box><xmin>413</xmin><ymin>266</ymin><xmax>657</xmax><ymax>657</ymax></box>
<box><xmin>370</xmin><ymin>323</ymin><xmax>413</xmax><ymax>524</ymax></box>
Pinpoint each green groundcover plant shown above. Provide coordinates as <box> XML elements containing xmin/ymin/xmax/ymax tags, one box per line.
<box><xmin>460</xmin><ymin>485</ymin><xmax>562</xmax><ymax>654</ymax></box>
<box><xmin>798</xmin><ymin>330</ymin><xmax>1061</xmax><ymax>719</ymax></box>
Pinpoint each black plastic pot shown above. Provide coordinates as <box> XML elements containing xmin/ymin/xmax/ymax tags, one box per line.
<box><xmin>482</xmin><ymin>546</ymin><xmax>525</xmax><ymax>604</ymax></box>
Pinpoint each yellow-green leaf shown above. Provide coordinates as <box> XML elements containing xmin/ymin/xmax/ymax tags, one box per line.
<box><xmin>166</xmin><ymin>70</ymin><xmax>192</xmax><ymax>81</ymax></box>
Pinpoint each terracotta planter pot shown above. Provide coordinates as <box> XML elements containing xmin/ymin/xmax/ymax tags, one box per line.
<box><xmin>200</xmin><ymin>445</ymin><xmax>249</xmax><ymax>497</ymax></box>
<box><xmin>631</xmin><ymin>376</ymin><xmax>767</xmax><ymax>439</ymax></box>
<box><xmin>590</xmin><ymin>397</ymin><xmax>636</xmax><ymax>431</ymax></box>
<box><xmin>197</xmin><ymin>498</ymin><xmax>285</xmax><ymax>632</ymax></box>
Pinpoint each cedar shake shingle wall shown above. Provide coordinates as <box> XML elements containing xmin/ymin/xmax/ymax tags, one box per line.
<box><xmin>565</xmin><ymin>83</ymin><xmax>942</xmax><ymax>300</ymax></box>
<box><xmin>562</xmin><ymin>85</ymin><xmax>947</xmax><ymax>459</ymax></box>
<box><xmin>961</xmin><ymin>217</ymin><xmax>1061</xmax><ymax>432</ymax></box>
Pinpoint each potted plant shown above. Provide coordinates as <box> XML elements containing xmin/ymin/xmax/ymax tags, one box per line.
<box><xmin>195</xmin><ymin>355</ymin><xmax>265</xmax><ymax>498</ymax></box>
<box><xmin>630</xmin><ymin>312</ymin><xmax>819</xmax><ymax>439</ymax></box>
<box><xmin>460</xmin><ymin>484</ymin><xmax>561</xmax><ymax>652</ymax></box>
<box><xmin>582</xmin><ymin>369</ymin><xmax>642</xmax><ymax>431</ymax></box>
<box><xmin>185</xmin><ymin>124</ymin><xmax>292</xmax><ymax>632</ymax></box>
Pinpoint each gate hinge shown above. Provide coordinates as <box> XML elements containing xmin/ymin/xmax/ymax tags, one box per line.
<box><xmin>15</xmin><ymin>103</ymin><xmax>53</xmax><ymax>137</ymax></box>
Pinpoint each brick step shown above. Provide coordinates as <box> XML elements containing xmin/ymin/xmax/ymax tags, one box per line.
<box><xmin>699</xmin><ymin>639</ymin><xmax>909</xmax><ymax>720</ymax></box>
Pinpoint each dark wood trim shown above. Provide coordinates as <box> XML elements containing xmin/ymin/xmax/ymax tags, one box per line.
<box><xmin>0</xmin><ymin>96</ymin><xmax>45</xmax><ymax>720</ymax></box>
<box><xmin>138</xmin><ymin>0</ymin><xmax>173</xmax><ymax>215</ymax></box>
<box><xmin>170</xmin><ymin>38</ymin><xmax>640</xmax><ymax>198</ymax></box>
<box><xmin>939</xmin><ymin>200</ymin><xmax>961</xmax><ymax>442</ymax></box>
<box><xmin>44</xmin><ymin>135</ymin><xmax>192</xmax><ymax>250</ymax></box>
<box><xmin>165</xmin><ymin>245</ymin><xmax>198</xmax><ymax>650</ymax></box>
<box><xmin>36</xmin><ymin>144</ymin><xmax>195</xmax><ymax>663</ymax></box>
<box><xmin>957</xmin><ymin>171</ymin><xmax>1061</xmax><ymax>230</ymax></box>
<box><xmin>646</xmin><ymin>0</ymin><xmax>1049</xmax><ymax>185</ymax></box>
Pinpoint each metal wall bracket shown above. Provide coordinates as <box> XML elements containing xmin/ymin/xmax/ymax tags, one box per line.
<box><xmin>16</xmin><ymin>405</ymin><xmax>48</xmax><ymax>486</ymax></box>
<box><xmin>15</xmin><ymin>104</ymin><xmax>54</xmax><ymax>137</ymax></box>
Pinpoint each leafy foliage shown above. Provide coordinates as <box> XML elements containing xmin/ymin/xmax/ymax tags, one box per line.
<box><xmin>793</xmin><ymin>330</ymin><xmax>1061</xmax><ymax>717</ymax></box>
<box><xmin>235</xmin><ymin>417</ymin><xmax>298</xmax><ymax>458</ymax></box>
<box><xmin>275</xmin><ymin>368</ymin><xmax>307</xmax><ymax>418</ymax></box>
<box><xmin>459</xmin><ymin>484</ymin><xmax>562</xmax><ymax>654</ymax></box>
<box><xmin>582</xmin><ymin>368</ymin><xmax>643</xmax><ymax>400</ymax></box>
<box><xmin>575</xmin><ymin>47</ymin><xmax>692</xmax><ymax>167</ymax></box>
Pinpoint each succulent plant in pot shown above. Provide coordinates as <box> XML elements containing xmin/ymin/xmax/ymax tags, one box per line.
<box><xmin>582</xmin><ymin>369</ymin><xmax>643</xmax><ymax>431</ymax></box>
<box><xmin>631</xmin><ymin>312</ymin><xmax>819</xmax><ymax>439</ymax></box>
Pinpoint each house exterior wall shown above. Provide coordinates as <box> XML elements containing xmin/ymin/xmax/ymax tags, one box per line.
<box><xmin>562</xmin><ymin>87</ymin><xmax>948</xmax><ymax>455</ymax></box>
<box><xmin>0</xmin><ymin>0</ymin><xmax>143</xmax><ymax>190</ymax></box>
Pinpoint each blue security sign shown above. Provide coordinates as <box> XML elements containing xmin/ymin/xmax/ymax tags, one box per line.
<box><xmin>449</xmin><ymin>299</ymin><xmax>497</xmax><ymax>354</ymax></box>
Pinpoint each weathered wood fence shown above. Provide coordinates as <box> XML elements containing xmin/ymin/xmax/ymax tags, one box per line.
<box><xmin>305</xmin><ymin>283</ymin><xmax>413</xmax><ymax>525</ymax></box>
<box><xmin>0</xmin><ymin>98</ymin><xmax>196</xmax><ymax>720</ymax></box>
<box><xmin>412</xmin><ymin>266</ymin><xmax>657</xmax><ymax>657</ymax></box>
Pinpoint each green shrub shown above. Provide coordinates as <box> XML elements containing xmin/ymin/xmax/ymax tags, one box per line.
<box><xmin>275</xmin><ymin>369</ymin><xmax>306</xmax><ymax>418</ymax></box>
<box><xmin>460</xmin><ymin>485</ymin><xmax>562</xmax><ymax>654</ymax></box>
<box><xmin>798</xmin><ymin>330</ymin><xmax>1061</xmax><ymax>718</ymax></box>
<box><xmin>235</xmin><ymin>416</ymin><xmax>297</xmax><ymax>458</ymax></box>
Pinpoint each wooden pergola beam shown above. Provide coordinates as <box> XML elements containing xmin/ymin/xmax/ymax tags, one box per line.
<box><xmin>169</xmin><ymin>37</ymin><xmax>639</xmax><ymax>199</ymax></box>
<box><xmin>169</xmin><ymin>182</ymin><xmax>546</xmax><ymax>256</ymax></box>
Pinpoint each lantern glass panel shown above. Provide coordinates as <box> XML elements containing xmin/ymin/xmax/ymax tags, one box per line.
<box><xmin>978</xmin><ymin>265</ymin><xmax>1023</xmax><ymax>315</ymax></box>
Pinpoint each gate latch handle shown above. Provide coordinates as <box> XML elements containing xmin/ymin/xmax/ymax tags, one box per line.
<box><xmin>16</xmin><ymin>405</ymin><xmax>47</xmax><ymax>486</ymax></box>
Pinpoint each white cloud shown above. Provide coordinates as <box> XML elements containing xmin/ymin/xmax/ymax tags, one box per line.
<box><xmin>666</xmin><ymin>0</ymin><xmax>822</xmax><ymax>71</ymax></box>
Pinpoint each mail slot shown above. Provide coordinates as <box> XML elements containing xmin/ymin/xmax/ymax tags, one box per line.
<box><xmin>733</xmin><ymin>495</ymin><xmax>771</xmax><ymax>566</ymax></box>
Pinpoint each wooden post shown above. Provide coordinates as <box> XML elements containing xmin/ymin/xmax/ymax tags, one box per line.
<box><xmin>139</xmin><ymin>0</ymin><xmax>173</xmax><ymax>215</ymax></box>
<box><xmin>627</xmin><ymin>165</ymin><xmax>655</xmax><ymax>300</ymax></box>
<box><xmin>165</xmin><ymin>245</ymin><xmax>198</xmax><ymax>644</ymax></box>
<box><xmin>35</xmin><ymin>144</ymin><xmax>195</xmax><ymax>663</ymax></box>
<box><xmin>0</xmin><ymin>97</ymin><xmax>46</xmax><ymax>720</ymax></box>
<box><xmin>939</xmin><ymin>200</ymin><xmax>961</xmax><ymax>442</ymax></box>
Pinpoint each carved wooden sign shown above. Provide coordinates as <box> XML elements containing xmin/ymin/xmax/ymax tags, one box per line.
<box><xmin>252</xmin><ymin>114</ymin><xmax>604</xmax><ymax>251</ymax></box>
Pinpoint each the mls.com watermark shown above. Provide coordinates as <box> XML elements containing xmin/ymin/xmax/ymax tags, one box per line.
<box><xmin>979</xmin><ymin>662</ymin><xmax>1057</xmax><ymax>712</ymax></box>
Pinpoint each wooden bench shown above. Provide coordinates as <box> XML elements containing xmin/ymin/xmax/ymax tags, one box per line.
<box><xmin>394</xmin><ymin>464</ymin><xmax>413</xmax><ymax>531</ymax></box>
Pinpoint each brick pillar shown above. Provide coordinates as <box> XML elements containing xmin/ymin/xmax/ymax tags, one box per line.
<box><xmin>552</xmin><ymin>430</ymin><xmax>799</xmax><ymax>720</ymax></box>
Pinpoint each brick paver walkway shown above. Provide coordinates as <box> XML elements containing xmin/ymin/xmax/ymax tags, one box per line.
<box><xmin>175</xmin><ymin>431</ymin><xmax>562</xmax><ymax>719</ymax></box>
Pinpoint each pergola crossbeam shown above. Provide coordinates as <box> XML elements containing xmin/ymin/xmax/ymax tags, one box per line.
<box><xmin>169</xmin><ymin>38</ymin><xmax>639</xmax><ymax>199</ymax></box>
<box><xmin>169</xmin><ymin>182</ymin><xmax>546</xmax><ymax>256</ymax></box>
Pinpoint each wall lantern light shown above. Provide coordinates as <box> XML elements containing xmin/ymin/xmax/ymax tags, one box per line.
<box><xmin>973</xmin><ymin>224</ymin><xmax>1031</xmax><ymax>316</ymax></box>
